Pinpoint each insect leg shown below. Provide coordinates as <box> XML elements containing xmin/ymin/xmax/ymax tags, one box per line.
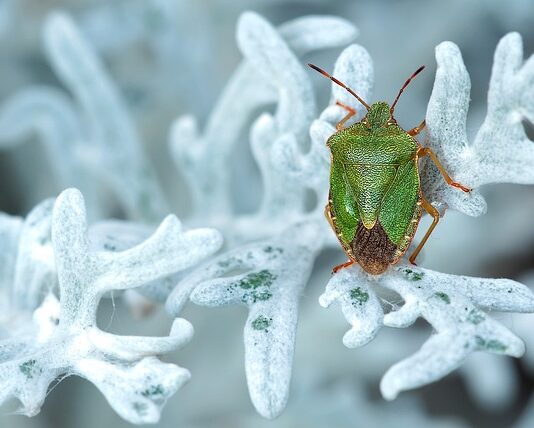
<box><xmin>407</xmin><ymin>119</ymin><xmax>426</xmax><ymax>136</ymax></box>
<box><xmin>408</xmin><ymin>197</ymin><xmax>439</xmax><ymax>265</ymax></box>
<box><xmin>417</xmin><ymin>147</ymin><xmax>472</xmax><ymax>192</ymax></box>
<box><xmin>335</xmin><ymin>101</ymin><xmax>356</xmax><ymax>130</ymax></box>
<box><xmin>324</xmin><ymin>203</ymin><xmax>337</xmax><ymax>231</ymax></box>
<box><xmin>332</xmin><ymin>260</ymin><xmax>355</xmax><ymax>274</ymax></box>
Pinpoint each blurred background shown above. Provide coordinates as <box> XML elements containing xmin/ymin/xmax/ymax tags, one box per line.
<box><xmin>0</xmin><ymin>0</ymin><xmax>533</xmax><ymax>427</ymax></box>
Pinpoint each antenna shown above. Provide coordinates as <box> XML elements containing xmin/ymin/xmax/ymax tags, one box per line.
<box><xmin>308</xmin><ymin>63</ymin><xmax>370</xmax><ymax>111</ymax></box>
<box><xmin>390</xmin><ymin>65</ymin><xmax>425</xmax><ymax>114</ymax></box>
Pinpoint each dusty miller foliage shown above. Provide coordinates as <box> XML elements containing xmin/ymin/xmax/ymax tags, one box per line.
<box><xmin>168</xmin><ymin>12</ymin><xmax>534</xmax><ymax>418</ymax></box>
<box><xmin>0</xmin><ymin>7</ymin><xmax>533</xmax><ymax>425</ymax></box>
<box><xmin>0</xmin><ymin>12</ymin><xmax>168</xmax><ymax>222</ymax></box>
<box><xmin>0</xmin><ymin>189</ymin><xmax>222</xmax><ymax>423</ymax></box>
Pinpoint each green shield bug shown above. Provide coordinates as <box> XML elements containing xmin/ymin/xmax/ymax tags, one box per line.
<box><xmin>308</xmin><ymin>63</ymin><xmax>471</xmax><ymax>275</ymax></box>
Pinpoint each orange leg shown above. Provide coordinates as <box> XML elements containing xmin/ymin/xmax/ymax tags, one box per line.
<box><xmin>324</xmin><ymin>204</ymin><xmax>336</xmax><ymax>231</ymax></box>
<box><xmin>335</xmin><ymin>101</ymin><xmax>356</xmax><ymax>130</ymax></box>
<box><xmin>409</xmin><ymin>198</ymin><xmax>439</xmax><ymax>265</ymax></box>
<box><xmin>408</xmin><ymin>119</ymin><xmax>426</xmax><ymax>136</ymax></box>
<box><xmin>417</xmin><ymin>147</ymin><xmax>472</xmax><ymax>192</ymax></box>
<box><xmin>333</xmin><ymin>260</ymin><xmax>355</xmax><ymax>274</ymax></box>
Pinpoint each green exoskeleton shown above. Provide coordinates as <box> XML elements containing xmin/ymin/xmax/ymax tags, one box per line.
<box><xmin>309</xmin><ymin>64</ymin><xmax>471</xmax><ymax>275</ymax></box>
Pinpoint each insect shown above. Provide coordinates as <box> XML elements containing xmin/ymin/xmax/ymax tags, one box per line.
<box><xmin>308</xmin><ymin>63</ymin><xmax>471</xmax><ymax>275</ymax></box>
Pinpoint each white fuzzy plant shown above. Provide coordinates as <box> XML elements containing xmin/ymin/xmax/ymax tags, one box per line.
<box><xmin>0</xmin><ymin>12</ymin><xmax>168</xmax><ymax>222</ymax></box>
<box><xmin>167</xmin><ymin>12</ymin><xmax>358</xmax><ymax>418</ymax></box>
<box><xmin>166</xmin><ymin>11</ymin><xmax>534</xmax><ymax>419</ymax></box>
<box><xmin>1</xmin><ymin>7</ymin><xmax>533</xmax><ymax>425</ymax></box>
<box><xmin>0</xmin><ymin>189</ymin><xmax>222</xmax><ymax>424</ymax></box>
<box><xmin>320</xmin><ymin>32</ymin><xmax>534</xmax><ymax>400</ymax></box>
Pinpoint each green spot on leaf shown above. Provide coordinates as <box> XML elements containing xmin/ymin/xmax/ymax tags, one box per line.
<box><xmin>475</xmin><ymin>336</ymin><xmax>507</xmax><ymax>353</ymax></box>
<box><xmin>433</xmin><ymin>292</ymin><xmax>450</xmax><ymax>304</ymax></box>
<box><xmin>263</xmin><ymin>246</ymin><xmax>283</xmax><ymax>254</ymax></box>
<box><xmin>133</xmin><ymin>401</ymin><xmax>148</xmax><ymax>416</ymax></box>
<box><xmin>237</xmin><ymin>270</ymin><xmax>276</xmax><ymax>304</ymax></box>
<box><xmin>248</xmin><ymin>289</ymin><xmax>273</xmax><ymax>304</ymax></box>
<box><xmin>237</xmin><ymin>270</ymin><xmax>276</xmax><ymax>289</ymax></box>
<box><xmin>467</xmin><ymin>309</ymin><xmax>485</xmax><ymax>325</ymax></box>
<box><xmin>19</xmin><ymin>360</ymin><xmax>37</xmax><ymax>379</ymax></box>
<box><xmin>403</xmin><ymin>268</ymin><xmax>424</xmax><ymax>281</ymax></box>
<box><xmin>350</xmin><ymin>287</ymin><xmax>369</xmax><ymax>306</ymax></box>
<box><xmin>217</xmin><ymin>256</ymin><xmax>242</xmax><ymax>269</ymax></box>
<box><xmin>486</xmin><ymin>340</ymin><xmax>508</xmax><ymax>352</ymax></box>
<box><xmin>103</xmin><ymin>243</ymin><xmax>117</xmax><ymax>251</ymax></box>
<box><xmin>141</xmin><ymin>384</ymin><xmax>164</xmax><ymax>397</ymax></box>
<box><xmin>252</xmin><ymin>315</ymin><xmax>272</xmax><ymax>331</ymax></box>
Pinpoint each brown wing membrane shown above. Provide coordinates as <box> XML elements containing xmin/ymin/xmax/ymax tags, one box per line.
<box><xmin>352</xmin><ymin>221</ymin><xmax>397</xmax><ymax>275</ymax></box>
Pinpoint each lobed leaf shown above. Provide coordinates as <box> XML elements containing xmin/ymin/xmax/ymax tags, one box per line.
<box><xmin>0</xmin><ymin>189</ymin><xmax>222</xmax><ymax>423</ymax></box>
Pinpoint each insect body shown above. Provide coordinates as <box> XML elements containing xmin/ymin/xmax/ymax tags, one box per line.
<box><xmin>309</xmin><ymin>64</ymin><xmax>470</xmax><ymax>275</ymax></box>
